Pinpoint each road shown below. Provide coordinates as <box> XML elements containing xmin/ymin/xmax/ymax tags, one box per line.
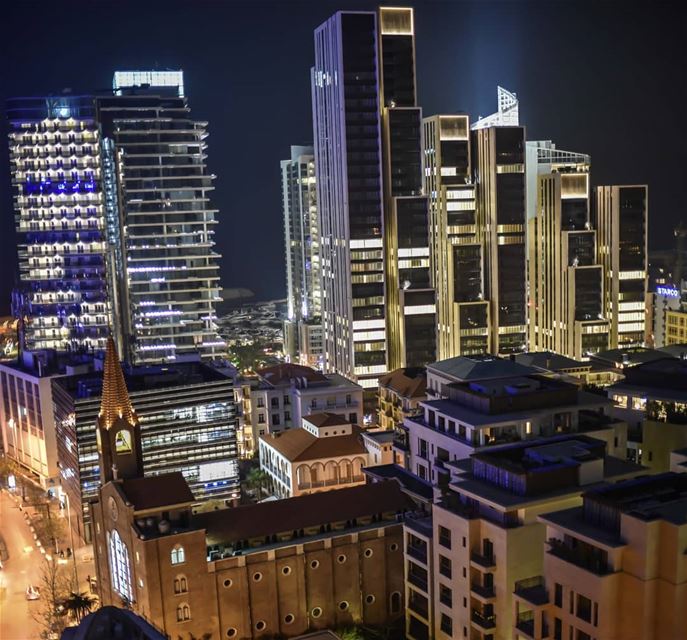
<box><xmin>0</xmin><ymin>490</ymin><xmax>42</xmax><ymax>640</ymax></box>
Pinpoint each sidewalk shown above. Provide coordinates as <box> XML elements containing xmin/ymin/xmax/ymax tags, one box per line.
<box><xmin>4</xmin><ymin>487</ymin><xmax>97</xmax><ymax>600</ymax></box>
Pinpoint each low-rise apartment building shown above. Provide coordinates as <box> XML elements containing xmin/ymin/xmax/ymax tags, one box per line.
<box><xmin>532</xmin><ymin>472</ymin><xmax>687</xmax><ymax>640</ymax></box>
<box><xmin>378</xmin><ymin>367</ymin><xmax>427</xmax><ymax>430</ymax></box>
<box><xmin>404</xmin><ymin>436</ymin><xmax>644</xmax><ymax>640</ymax></box>
<box><xmin>249</xmin><ymin>364</ymin><xmax>362</xmax><ymax>441</ymax></box>
<box><xmin>258</xmin><ymin>414</ymin><xmax>369</xmax><ymax>498</ymax></box>
<box><xmin>402</xmin><ymin>365</ymin><xmax>627</xmax><ymax>487</ymax></box>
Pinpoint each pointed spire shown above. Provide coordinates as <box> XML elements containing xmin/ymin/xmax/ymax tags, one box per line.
<box><xmin>99</xmin><ymin>337</ymin><xmax>136</xmax><ymax>429</ymax></box>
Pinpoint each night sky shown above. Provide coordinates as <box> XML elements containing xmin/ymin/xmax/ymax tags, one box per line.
<box><xmin>2</xmin><ymin>0</ymin><xmax>685</xmax><ymax>315</ymax></box>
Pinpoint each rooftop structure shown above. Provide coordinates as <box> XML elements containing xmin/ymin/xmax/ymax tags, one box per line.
<box><xmin>471</xmin><ymin>86</ymin><xmax>520</xmax><ymax>130</ymax></box>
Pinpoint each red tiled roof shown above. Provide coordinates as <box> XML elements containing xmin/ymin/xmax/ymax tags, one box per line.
<box><xmin>379</xmin><ymin>367</ymin><xmax>427</xmax><ymax>399</ymax></box>
<box><xmin>304</xmin><ymin>413</ymin><xmax>350</xmax><ymax>428</ymax></box>
<box><xmin>261</xmin><ymin>424</ymin><xmax>367</xmax><ymax>462</ymax></box>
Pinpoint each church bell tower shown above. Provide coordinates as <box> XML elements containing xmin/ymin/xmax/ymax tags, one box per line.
<box><xmin>96</xmin><ymin>337</ymin><xmax>144</xmax><ymax>483</ymax></box>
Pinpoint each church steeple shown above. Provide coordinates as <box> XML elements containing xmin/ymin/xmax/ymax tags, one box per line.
<box><xmin>99</xmin><ymin>337</ymin><xmax>137</xmax><ymax>429</ymax></box>
<box><xmin>97</xmin><ymin>337</ymin><xmax>144</xmax><ymax>483</ymax></box>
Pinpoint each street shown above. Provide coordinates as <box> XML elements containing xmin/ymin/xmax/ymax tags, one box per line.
<box><xmin>0</xmin><ymin>489</ymin><xmax>42</xmax><ymax>639</ymax></box>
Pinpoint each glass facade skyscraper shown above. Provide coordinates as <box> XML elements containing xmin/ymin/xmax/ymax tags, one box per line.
<box><xmin>7</xmin><ymin>96</ymin><xmax>112</xmax><ymax>352</ymax></box>
<box><xmin>6</xmin><ymin>71</ymin><xmax>226</xmax><ymax>363</ymax></box>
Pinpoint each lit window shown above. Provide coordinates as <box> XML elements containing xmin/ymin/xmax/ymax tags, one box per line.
<box><xmin>171</xmin><ymin>545</ymin><xmax>185</xmax><ymax>565</ymax></box>
<box><xmin>108</xmin><ymin>529</ymin><xmax>133</xmax><ymax>602</ymax></box>
<box><xmin>115</xmin><ymin>430</ymin><xmax>132</xmax><ymax>453</ymax></box>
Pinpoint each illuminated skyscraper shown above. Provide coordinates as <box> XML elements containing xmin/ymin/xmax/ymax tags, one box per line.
<box><xmin>527</xmin><ymin>142</ymin><xmax>610</xmax><ymax>359</ymax></box>
<box><xmin>473</xmin><ymin>125</ymin><xmax>528</xmax><ymax>354</ymax></box>
<box><xmin>312</xmin><ymin>7</ymin><xmax>434</xmax><ymax>387</ymax></box>
<box><xmin>99</xmin><ymin>71</ymin><xmax>226</xmax><ymax>364</ymax></box>
<box><xmin>424</xmin><ymin>114</ymin><xmax>490</xmax><ymax>359</ymax></box>
<box><xmin>7</xmin><ymin>96</ymin><xmax>112</xmax><ymax>352</ymax></box>
<box><xmin>594</xmin><ymin>185</ymin><xmax>648</xmax><ymax>348</ymax></box>
<box><xmin>6</xmin><ymin>72</ymin><xmax>226</xmax><ymax>364</ymax></box>
<box><xmin>281</xmin><ymin>145</ymin><xmax>321</xmax><ymax>364</ymax></box>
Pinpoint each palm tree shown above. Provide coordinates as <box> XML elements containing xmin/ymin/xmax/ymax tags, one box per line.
<box><xmin>246</xmin><ymin>467</ymin><xmax>269</xmax><ymax>497</ymax></box>
<box><xmin>59</xmin><ymin>591</ymin><xmax>96</xmax><ymax>623</ymax></box>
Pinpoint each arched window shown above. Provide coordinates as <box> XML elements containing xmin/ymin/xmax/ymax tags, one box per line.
<box><xmin>171</xmin><ymin>545</ymin><xmax>185</xmax><ymax>565</ymax></box>
<box><xmin>108</xmin><ymin>529</ymin><xmax>133</xmax><ymax>602</ymax></box>
<box><xmin>390</xmin><ymin>591</ymin><xmax>402</xmax><ymax>614</ymax></box>
<box><xmin>174</xmin><ymin>574</ymin><xmax>188</xmax><ymax>594</ymax></box>
<box><xmin>176</xmin><ymin>602</ymin><xmax>191</xmax><ymax>622</ymax></box>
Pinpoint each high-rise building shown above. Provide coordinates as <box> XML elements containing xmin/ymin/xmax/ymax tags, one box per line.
<box><xmin>6</xmin><ymin>71</ymin><xmax>227</xmax><ymax>363</ymax></box>
<box><xmin>312</xmin><ymin>7</ymin><xmax>435</xmax><ymax>388</ymax></box>
<box><xmin>281</xmin><ymin>145</ymin><xmax>321</xmax><ymax>364</ymax></box>
<box><xmin>424</xmin><ymin>115</ymin><xmax>489</xmax><ymax>359</ymax></box>
<box><xmin>99</xmin><ymin>71</ymin><xmax>226</xmax><ymax>364</ymax></box>
<box><xmin>473</xmin><ymin>125</ymin><xmax>528</xmax><ymax>354</ymax></box>
<box><xmin>312</xmin><ymin>10</ymin><xmax>386</xmax><ymax>388</ymax></box>
<box><xmin>527</xmin><ymin>142</ymin><xmax>610</xmax><ymax>359</ymax></box>
<box><xmin>7</xmin><ymin>96</ymin><xmax>112</xmax><ymax>353</ymax></box>
<box><xmin>594</xmin><ymin>185</ymin><xmax>648</xmax><ymax>349</ymax></box>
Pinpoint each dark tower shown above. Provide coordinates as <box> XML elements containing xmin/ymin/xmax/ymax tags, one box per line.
<box><xmin>96</xmin><ymin>337</ymin><xmax>143</xmax><ymax>483</ymax></box>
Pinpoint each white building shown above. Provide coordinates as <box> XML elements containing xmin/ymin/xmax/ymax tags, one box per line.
<box><xmin>258</xmin><ymin>413</ymin><xmax>369</xmax><ymax>498</ymax></box>
<box><xmin>249</xmin><ymin>363</ymin><xmax>363</xmax><ymax>441</ymax></box>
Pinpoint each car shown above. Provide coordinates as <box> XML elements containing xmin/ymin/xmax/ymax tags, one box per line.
<box><xmin>25</xmin><ymin>585</ymin><xmax>40</xmax><ymax>600</ymax></box>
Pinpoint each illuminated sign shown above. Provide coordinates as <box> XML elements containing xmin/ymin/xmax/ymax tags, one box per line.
<box><xmin>657</xmin><ymin>286</ymin><xmax>680</xmax><ymax>299</ymax></box>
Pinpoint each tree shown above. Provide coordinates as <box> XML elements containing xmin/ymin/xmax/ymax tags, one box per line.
<box><xmin>32</xmin><ymin>557</ymin><xmax>71</xmax><ymax>640</ymax></box>
<box><xmin>59</xmin><ymin>591</ymin><xmax>96</xmax><ymax>623</ymax></box>
<box><xmin>245</xmin><ymin>467</ymin><xmax>270</xmax><ymax>498</ymax></box>
<box><xmin>33</xmin><ymin>509</ymin><xmax>67</xmax><ymax>552</ymax></box>
<box><xmin>0</xmin><ymin>456</ymin><xmax>19</xmax><ymax>486</ymax></box>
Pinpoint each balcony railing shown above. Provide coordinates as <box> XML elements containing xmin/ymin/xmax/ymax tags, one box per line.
<box><xmin>470</xmin><ymin>551</ymin><xmax>496</xmax><ymax>569</ymax></box>
<box><xmin>515</xmin><ymin>611</ymin><xmax>535</xmax><ymax>637</ymax></box>
<box><xmin>406</xmin><ymin>545</ymin><xmax>427</xmax><ymax>564</ymax></box>
<box><xmin>408</xmin><ymin>597</ymin><xmax>429</xmax><ymax>620</ymax></box>
<box><xmin>547</xmin><ymin>539</ymin><xmax>612</xmax><ymax>576</ymax></box>
<box><xmin>470</xmin><ymin>581</ymin><xmax>495</xmax><ymax>599</ymax></box>
<box><xmin>514</xmin><ymin>575</ymin><xmax>549</xmax><ymax>606</ymax></box>
<box><xmin>471</xmin><ymin>609</ymin><xmax>496</xmax><ymax>630</ymax></box>
<box><xmin>408</xmin><ymin>572</ymin><xmax>428</xmax><ymax>592</ymax></box>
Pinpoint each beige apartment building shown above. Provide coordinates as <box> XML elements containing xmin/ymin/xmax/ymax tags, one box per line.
<box><xmin>378</xmin><ymin>367</ymin><xmax>427</xmax><ymax>430</ymax></box>
<box><xmin>530</xmin><ymin>472</ymin><xmax>687</xmax><ymax>640</ymax></box>
<box><xmin>404</xmin><ymin>436</ymin><xmax>644</xmax><ymax>640</ymax></box>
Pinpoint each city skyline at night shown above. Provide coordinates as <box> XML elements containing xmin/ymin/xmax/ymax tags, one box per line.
<box><xmin>1</xmin><ymin>0</ymin><xmax>684</xmax><ymax>311</ymax></box>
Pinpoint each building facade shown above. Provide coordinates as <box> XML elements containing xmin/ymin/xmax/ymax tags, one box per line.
<box><xmin>248</xmin><ymin>363</ymin><xmax>363</xmax><ymax>442</ymax></box>
<box><xmin>7</xmin><ymin>96</ymin><xmax>112</xmax><ymax>353</ymax></box>
<box><xmin>6</xmin><ymin>71</ymin><xmax>227</xmax><ymax>363</ymax></box>
<box><xmin>527</xmin><ymin>142</ymin><xmax>610</xmax><ymax>359</ymax></box>
<box><xmin>594</xmin><ymin>185</ymin><xmax>648</xmax><ymax>349</ymax></box>
<box><xmin>403</xmin><ymin>436</ymin><xmax>644</xmax><ymax>640</ymax></box>
<box><xmin>378</xmin><ymin>367</ymin><xmax>427</xmax><ymax>430</ymax></box>
<box><xmin>473</xmin><ymin>125</ymin><xmax>528</xmax><ymax>354</ymax></box>
<box><xmin>535</xmin><ymin>473</ymin><xmax>687</xmax><ymax>640</ymax></box>
<box><xmin>258</xmin><ymin>413</ymin><xmax>369</xmax><ymax>498</ymax></box>
<box><xmin>282</xmin><ymin>145</ymin><xmax>321</xmax><ymax>364</ymax></box>
<box><xmin>53</xmin><ymin>348</ymin><xmax>240</xmax><ymax>542</ymax></box>
<box><xmin>312</xmin><ymin>7</ymin><xmax>436</xmax><ymax>387</ymax></box>
<box><xmin>423</xmin><ymin>115</ymin><xmax>490</xmax><ymax>360</ymax></box>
